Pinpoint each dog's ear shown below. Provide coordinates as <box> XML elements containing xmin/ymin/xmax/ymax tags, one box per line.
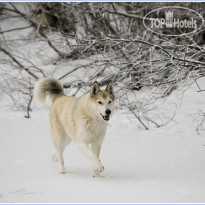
<box><xmin>105</xmin><ymin>81</ymin><xmax>114</xmax><ymax>95</ymax></box>
<box><xmin>90</xmin><ymin>81</ymin><xmax>100</xmax><ymax>97</ymax></box>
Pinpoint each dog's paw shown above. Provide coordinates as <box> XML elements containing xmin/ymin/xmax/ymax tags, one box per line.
<box><xmin>93</xmin><ymin>160</ymin><xmax>104</xmax><ymax>173</ymax></box>
<box><xmin>92</xmin><ymin>170</ymin><xmax>104</xmax><ymax>178</ymax></box>
<box><xmin>97</xmin><ymin>164</ymin><xmax>104</xmax><ymax>172</ymax></box>
<box><xmin>59</xmin><ymin>168</ymin><xmax>67</xmax><ymax>174</ymax></box>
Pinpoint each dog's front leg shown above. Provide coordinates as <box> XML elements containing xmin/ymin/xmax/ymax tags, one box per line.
<box><xmin>91</xmin><ymin>142</ymin><xmax>104</xmax><ymax>178</ymax></box>
<box><xmin>91</xmin><ymin>142</ymin><xmax>101</xmax><ymax>158</ymax></box>
<box><xmin>76</xmin><ymin>142</ymin><xmax>104</xmax><ymax>177</ymax></box>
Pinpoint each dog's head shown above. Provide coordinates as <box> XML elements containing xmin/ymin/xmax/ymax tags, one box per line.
<box><xmin>89</xmin><ymin>81</ymin><xmax>115</xmax><ymax>121</ymax></box>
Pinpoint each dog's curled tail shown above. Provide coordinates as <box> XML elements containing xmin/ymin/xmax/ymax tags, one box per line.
<box><xmin>34</xmin><ymin>78</ymin><xmax>64</xmax><ymax>103</ymax></box>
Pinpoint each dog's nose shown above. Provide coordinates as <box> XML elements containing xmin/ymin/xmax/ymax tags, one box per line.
<box><xmin>105</xmin><ymin>109</ymin><xmax>111</xmax><ymax>115</ymax></box>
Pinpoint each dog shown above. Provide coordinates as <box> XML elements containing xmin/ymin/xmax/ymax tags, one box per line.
<box><xmin>34</xmin><ymin>78</ymin><xmax>115</xmax><ymax>177</ymax></box>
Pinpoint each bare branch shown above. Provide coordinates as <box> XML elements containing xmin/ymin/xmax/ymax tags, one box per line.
<box><xmin>0</xmin><ymin>46</ymin><xmax>38</xmax><ymax>79</ymax></box>
<box><xmin>0</xmin><ymin>26</ymin><xmax>32</xmax><ymax>35</ymax></box>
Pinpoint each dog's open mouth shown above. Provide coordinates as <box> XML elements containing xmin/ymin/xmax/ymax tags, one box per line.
<box><xmin>100</xmin><ymin>113</ymin><xmax>110</xmax><ymax>121</ymax></box>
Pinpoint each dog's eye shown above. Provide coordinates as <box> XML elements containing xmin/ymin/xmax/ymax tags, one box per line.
<box><xmin>108</xmin><ymin>101</ymin><xmax>112</xmax><ymax>104</ymax></box>
<box><xmin>98</xmin><ymin>101</ymin><xmax>103</xmax><ymax>105</ymax></box>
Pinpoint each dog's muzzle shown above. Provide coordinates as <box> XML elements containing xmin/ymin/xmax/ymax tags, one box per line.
<box><xmin>100</xmin><ymin>113</ymin><xmax>110</xmax><ymax>121</ymax></box>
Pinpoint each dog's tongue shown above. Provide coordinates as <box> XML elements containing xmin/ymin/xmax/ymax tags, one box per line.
<box><xmin>104</xmin><ymin>115</ymin><xmax>109</xmax><ymax>121</ymax></box>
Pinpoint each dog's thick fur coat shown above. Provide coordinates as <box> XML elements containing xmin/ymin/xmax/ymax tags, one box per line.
<box><xmin>34</xmin><ymin>78</ymin><xmax>115</xmax><ymax>177</ymax></box>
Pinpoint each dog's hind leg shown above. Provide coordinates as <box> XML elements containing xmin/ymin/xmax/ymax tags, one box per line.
<box><xmin>53</xmin><ymin>135</ymin><xmax>71</xmax><ymax>174</ymax></box>
<box><xmin>49</xmin><ymin>116</ymin><xmax>71</xmax><ymax>174</ymax></box>
<box><xmin>53</xmin><ymin>153</ymin><xmax>58</xmax><ymax>161</ymax></box>
<box><xmin>56</xmin><ymin>144</ymin><xmax>67</xmax><ymax>174</ymax></box>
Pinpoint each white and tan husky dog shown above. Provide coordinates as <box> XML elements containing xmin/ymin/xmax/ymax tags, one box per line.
<box><xmin>34</xmin><ymin>78</ymin><xmax>115</xmax><ymax>177</ymax></box>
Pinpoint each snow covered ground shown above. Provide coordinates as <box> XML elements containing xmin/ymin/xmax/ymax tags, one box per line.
<box><xmin>0</xmin><ymin>79</ymin><xmax>205</xmax><ymax>203</ymax></box>
<box><xmin>0</xmin><ymin>3</ymin><xmax>205</xmax><ymax>203</ymax></box>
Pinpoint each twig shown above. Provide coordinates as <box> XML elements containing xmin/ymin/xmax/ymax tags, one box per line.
<box><xmin>194</xmin><ymin>78</ymin><xmax>205</xmax><ymax>92</ymax></box>
<box><xmin>0</xmin><ymin>26</ymin><xmax>32</xmax><ymax>35</ymax></box>
<box><xmin>129</xmin><ymin>108</ymin><xmax>149</xmax><ymax>130</ymax></box>
<box><xmin>0</xmin><ymin>46</ymin><xmax>38</xmax><ymax>79</ymax></box>
<box><xmin>103</xmin><ymin>9</ymin><xmax>153</xmax><ymax>21</ymax></box>
<box><xmin>58</xmin><ymin>62</ymin><xmax>94</xmax><ymax>80</ymax></box>
<box><xmin>24</xmin><ymin>94</ymin><xmax>33</xmax><ymax>118</ymax></box>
